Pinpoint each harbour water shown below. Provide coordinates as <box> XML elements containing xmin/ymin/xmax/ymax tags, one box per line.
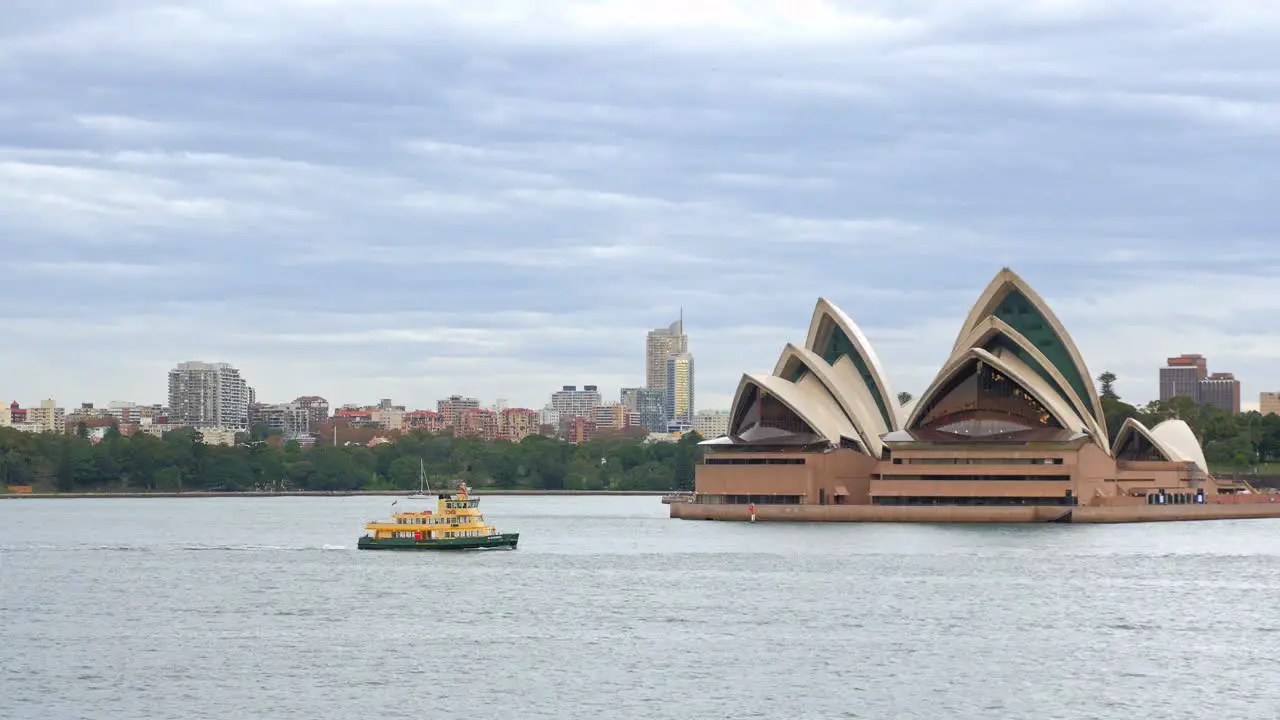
<box><xmin>3</xmin><ymin>496</ymin><xmax>1279</xmax><ymax>719</ymax></box>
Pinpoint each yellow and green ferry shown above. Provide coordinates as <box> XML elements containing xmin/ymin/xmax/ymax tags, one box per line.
<box><xmin>357</xmin><ymin>481</ymin><xmax>519</xmax><ymax>551</ymax></box>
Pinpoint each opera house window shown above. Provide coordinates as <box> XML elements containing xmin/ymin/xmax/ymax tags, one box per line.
<box><xmin>916</xmin><ymin>360</ymin><xmax>1060</xmax><ymax>437</ymax></box>
<box><xmin>729</xmin><ymin>386</ymin><xmax>825</xmax><ymax>445</ymax></box>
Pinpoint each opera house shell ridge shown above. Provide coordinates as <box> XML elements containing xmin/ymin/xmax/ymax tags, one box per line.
<box><xmin>677</xmin><ymin>267</ymin><xmax>1274</xmax><ymax>524</ymax></box>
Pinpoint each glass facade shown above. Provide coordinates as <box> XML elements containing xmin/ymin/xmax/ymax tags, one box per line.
<box><xmin>622</xmin><ymin>387</ymin><xmax>668</xmax><ymax>433</ymax></box>
<box><xmin>1113</xmin><ymin>429</ymin><xmax>1168</xmax><ymax>463</ymax></box>
<box><xmin>664</xmin><ymin>353</ymin><xmax>695</xmax><ymax>424</ymax></box>
<box><xmin>915</xmin><ymin>359</ymin><xmax>1060</xmax><ymax>437</ymax></box>
<box><xmin>729</xmin><ymin>385</ymin><xmax>826</xmax><ymax>445</ymax></box>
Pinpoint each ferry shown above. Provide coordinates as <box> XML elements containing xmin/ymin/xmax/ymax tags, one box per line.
<box><xmin>357</xmin><ymin>481</ymin><xmax>519</xmax><ymax>551</ymax></box>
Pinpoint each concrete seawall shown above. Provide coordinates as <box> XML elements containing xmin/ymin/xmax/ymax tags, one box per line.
<box><xmin>671</xmin><ymin>503</ymin><xmax>1069</xmax><ymax>523</ymax></box>
<box><xmin>1073</xmin><ymin>502</ymin><xmax>1280</xmax><ymax>523</ymax></box>
<box><xmin>671</xmin><ymin>502</ymin><xmax>1280</xmax><ymax>524</ymax></box>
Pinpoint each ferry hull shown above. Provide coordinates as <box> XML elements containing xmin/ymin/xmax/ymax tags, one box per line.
<box><xmin>357</xmin><ymin>533</ymin><xmax>519</xmax><ymax>550</ymax></box>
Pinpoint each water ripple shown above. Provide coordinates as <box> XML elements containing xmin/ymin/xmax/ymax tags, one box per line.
<box><xmin>3</xmin><ymin>497</ymin><xmax>1280</xmax><ymax>719</ymax></box>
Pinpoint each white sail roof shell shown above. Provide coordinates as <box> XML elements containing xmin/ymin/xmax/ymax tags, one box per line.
<box><xmin>772</xmin><ymin>343</ymin><xmax>887</xmax><ymax>457</ymax></box>
<box><xmin>803</xmin><ymin>297</ymin><xmax>901</xmax><ymax>431</ymax></box>
<box><xmin>728</xmin><ymin>372</ymin><xmax>863</xmax><ymax>449</ymax></box>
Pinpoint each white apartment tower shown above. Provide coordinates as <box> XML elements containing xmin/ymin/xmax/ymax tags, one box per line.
<box><xmin>167</xmin><ymin>361</ymin><xmax>251</xmax><ymax>429</ymax></box>
<box><xmin>645</xmin><ymin>313</ymin><xmax>688</xmax><ymax>393</ymax></box>
<box><xmin>550</xmin><ymin>385</ymin><xmax>602</xmax><ymax>420</ymax></box>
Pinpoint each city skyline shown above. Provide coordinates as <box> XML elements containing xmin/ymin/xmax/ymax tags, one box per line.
<box><xmin>2</xmin><ymin>331</ymin><xmax>1276</xmax><ymax>414</ymax></box>
<box><xmin>3</xmin><ymin>3</ymin><xmax>1280</xmax><ymax>412</ymax></box>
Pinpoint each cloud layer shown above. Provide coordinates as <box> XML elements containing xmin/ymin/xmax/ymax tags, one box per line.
<box><xmin>2</xmin><ymin>0</ymin><xmax>1278</xmax><ymax>413</ymax></box>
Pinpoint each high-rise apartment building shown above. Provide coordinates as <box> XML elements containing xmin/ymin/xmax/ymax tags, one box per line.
<box><xmin>664</xmin><ymin>353</ymin><xmax>695</xmax><ymax>424</ymax></box>
<box><xmin>1158</xmin><ymin>354</ymin><xmax>1240</xmax><ymax>415</ymax></box>
<box><xmin>645</xmin><ymin>314</ymin><xmax>688</xmax><ymax>393</ymax></box>
<box><xmin>167</xmin><ymin>361</ymin><xmax>251</xmax><ymax>429</ymax></box>
<box><xmin>437</xmin><ymin>395</ymin><xmax>480</xmax><ymax>427</ymax></box>
<box><xmin>550</xmin><ymin>385</ymin><xmax>601</xmax><ymax>420</ymax></box>
<box><xmin>621</xmin><ymin>387</ymin><xmax>668</xmax><ymax>432</ymax></box>
<box><xmin>292</xmin><ymin>396</ymin><xmax>330</xmax><ymax>430</ymax></box>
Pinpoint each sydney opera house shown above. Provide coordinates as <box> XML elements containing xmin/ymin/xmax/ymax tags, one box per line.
<box><xmin>672</xmin><ymin>268</ymin><xmax>1280</xmax><ymax>523</ymax></box>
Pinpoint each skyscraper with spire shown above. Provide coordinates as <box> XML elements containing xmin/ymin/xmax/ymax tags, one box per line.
<box><xmin>645</xmin><ymin>311</ymin><xmax>692</xmax><ymax>424</ymax></box>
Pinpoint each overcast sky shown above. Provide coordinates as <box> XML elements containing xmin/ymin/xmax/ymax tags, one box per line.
<box><xmin>2</xmin><ymin>1</ymin><xmax>1278</xmax><ymax>413</ymax></box>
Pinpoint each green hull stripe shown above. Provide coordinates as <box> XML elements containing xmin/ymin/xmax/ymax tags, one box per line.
<box><xmin>357</xmin><ymin>533</ymin><xmax>519</xmax><ymax>550</ymax></box>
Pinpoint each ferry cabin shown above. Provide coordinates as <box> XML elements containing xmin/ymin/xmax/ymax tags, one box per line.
<box><xmin>366</xmin><ymin>498</ymin><xmax>500</xmax><ymax>541</ymax></box>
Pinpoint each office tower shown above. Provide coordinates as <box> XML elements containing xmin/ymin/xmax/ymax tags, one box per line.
<box><xmin>1159</xmin><ymin>354</ymin><xmax>1207</xmax><ymax>402</ymax></box>
<box><xmin>664</xmin><ymin>353</ymin><xmax>695</xmax><ymax>424</ymax></box>
<box><xmin>645</xmin><ymin>313</ymin><xmax>688</xmax><ymax>393</ymax></box>
<box><xmin>1158</xmin><ymin>354</ymin><xmax>1240</xmax><ymax>415</ymax></box>
<box><xmin>1199</xmin><ymin>373</ymin><xmax>1241</xmax><ymax>415</ymax></box>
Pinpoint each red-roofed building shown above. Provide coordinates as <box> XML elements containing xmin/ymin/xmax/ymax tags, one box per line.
<box><xmin>404</xmin><ymin>410</ymin><xmax>445</xmax><ymax>433</ymax></box>
<box><xmin>499</xmin><ymin>408</ymin><xmax>540</xmax><ymax>441</ymax></box>
<box><xmin>454</xmin><ymin>408</ymin><xmax>499</xmax><ymax>441</ymax></box>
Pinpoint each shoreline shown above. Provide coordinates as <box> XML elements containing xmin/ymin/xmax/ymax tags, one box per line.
<box><xmin>0</xmin><ymin>490</ymin><xmax>669</xmax><ymax>500</ymax></box>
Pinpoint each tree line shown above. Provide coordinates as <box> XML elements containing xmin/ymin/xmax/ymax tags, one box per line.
<box><xmin>1098</xmin><ymin>371</ymin><xmax>1280</xmax><ymax>471</ymax></box>
<box><xmin>0</xmin><ymin>425</ymin><xmax>706</xmax><ymax>493</ymax></box>
<box><xmin>3</xmin><ymin>372</ymin><xmax>1274</xmax><ymax>493</ymax></box>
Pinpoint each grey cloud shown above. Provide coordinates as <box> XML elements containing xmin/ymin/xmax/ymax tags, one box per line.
<box><xmin>2</xmin><ymin>1</ymin><xmax>1279</xmax><ymax>409</ymax></box>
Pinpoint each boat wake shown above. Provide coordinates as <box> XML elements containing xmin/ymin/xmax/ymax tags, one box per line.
<box><xmin>4</xmin><ymin>543</ymin><xmax>354</xmax><ymax>552</ymax></box>
<box><xmin>180</xmin><ymin>543</ymin><xmax>353</xmax><ymax>552</ymax></box>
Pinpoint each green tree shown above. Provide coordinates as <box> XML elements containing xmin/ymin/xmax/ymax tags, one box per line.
<box><xmin>3</xmin><ymin>419</ymin><xmax>708</xmax><ymax>494</ymax></box>
<box><xmin>388</xmin><ymin>456</ymin><xmax>423</xmax><ymax>490</ymax></box>
<box><xmin>1097</xmin><ymin>371</ymin><xmax>1118</xmax><ymax>400</ymax></box>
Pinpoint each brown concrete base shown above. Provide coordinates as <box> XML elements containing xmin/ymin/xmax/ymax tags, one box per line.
<box><xmin>670</xmin><ymin>501</ymin><xmax>1280</xmax><ymax>524</ymax></box>
<box><xmin>1072</xmin><ymin>503</ymin><xmax>1280</xmax><ymax>523</ymax></box>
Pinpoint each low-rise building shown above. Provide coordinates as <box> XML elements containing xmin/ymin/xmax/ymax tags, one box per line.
<box><xmin>2</xmin><ymin>400</ymin><xmax>65</xmax><ymax>434</ymax></box>
<box><xmin>1262</xmin><ymin>392</ymin><xmax>1280</xmax><ymax>417</ymax></box>
<box><xmin>403</xmin><ymin>410</ymin><xmax>445</xmax><ymax>433</ymax></box>
<box><xmin>562</xmin><ymin>416</ymin><xmax>597</xmax><ymax>444</ymax></box>
<box><xmin>593</xmin><ymin>403</ymin><xmax>640</xmax><ymax>431</ymax></box>
<box><xmin>692</xmin><ymin>409</ymin><xmax>730</xmax><ymax>439</ymax></box>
